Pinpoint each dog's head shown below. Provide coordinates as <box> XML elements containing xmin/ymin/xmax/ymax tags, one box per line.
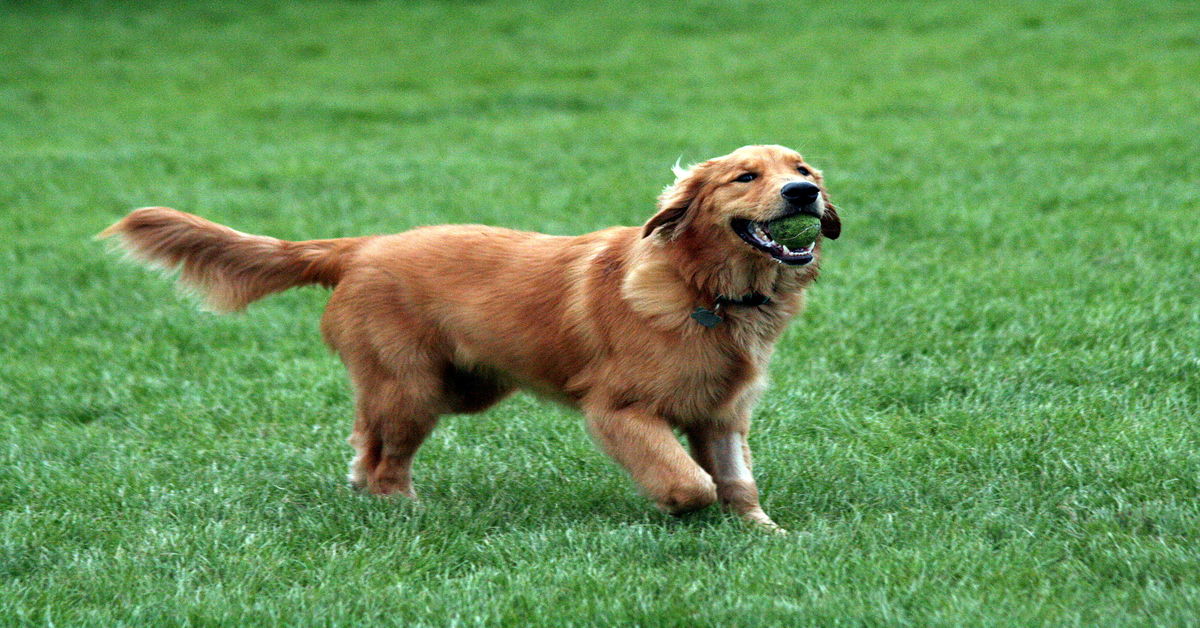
<box><xmin>642</xmin><ymin>145</ymin><xmax>840</xmax><ymax>267</ymax></box>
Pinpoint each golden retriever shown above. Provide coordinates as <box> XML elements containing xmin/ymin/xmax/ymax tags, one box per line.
<box><xmin>101</xmin><ymin>144</ymin><xmax>840</xmax><ymax>531</ymax></box>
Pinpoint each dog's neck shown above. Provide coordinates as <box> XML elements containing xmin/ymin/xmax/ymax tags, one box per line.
<box><xmin>621</xmin><ymin>229</ymin><xmax>818</xmax><ymax>332</ymax></box>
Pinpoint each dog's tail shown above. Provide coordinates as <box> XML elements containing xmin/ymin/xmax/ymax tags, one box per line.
<box><xmin>99</xmin><ymin>207</ymin><xmax>369</xmax><ymax>312</ymax></box>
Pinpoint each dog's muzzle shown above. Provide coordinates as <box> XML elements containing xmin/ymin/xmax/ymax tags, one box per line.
<box><xmin>780</xmin><ymin>181</ymin><xmax>821</xmax><ymax>217</ymax></box>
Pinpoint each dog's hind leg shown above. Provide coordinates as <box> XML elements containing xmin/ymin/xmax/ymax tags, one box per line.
<box><xmin>346</xmin><ymin>365</ymin><xmax>442</xmax><ymax>498</ymax></box>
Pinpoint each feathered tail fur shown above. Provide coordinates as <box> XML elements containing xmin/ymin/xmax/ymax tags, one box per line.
<box><xmin>99</xmin><ymin>207</ymin><xmax>366</xmax><ymax>312</ymax></box>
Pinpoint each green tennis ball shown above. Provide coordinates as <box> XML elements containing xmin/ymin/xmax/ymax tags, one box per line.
<box><xmin>769</xmin><ymin>214</ymin><xmax>821</xmax><ymax>249</ymax></box>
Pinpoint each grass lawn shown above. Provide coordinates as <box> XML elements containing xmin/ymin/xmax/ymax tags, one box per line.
<box><xmin>3</xmin><ymin>0</ymin><xmax>1199</xmax><ymax>624</ymax></box>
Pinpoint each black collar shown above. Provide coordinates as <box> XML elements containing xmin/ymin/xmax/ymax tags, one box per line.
<box><xmin>691</xmin><ymin>292</ymin><xmax>771</xmax><ymax>328</ymax></box>
<box><xmin>716</xmin><ymin>292</ymin><xmax>772</xmax><ymax>307</ymax></box>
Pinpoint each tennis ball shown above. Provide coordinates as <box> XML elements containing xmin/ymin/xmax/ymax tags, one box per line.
<box><xmin>769</xmin><ymin>214</ymin><xmax>821</xmax><ymax>249</ymax></box>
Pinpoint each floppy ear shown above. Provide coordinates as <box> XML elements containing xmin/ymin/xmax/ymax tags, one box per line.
<box><xmin>820</xmin><ymin>189</ymin><xmax>841</xmax><ymax>240</ymax></box>
<box><xmin>642</xmin><ymin>163</ymin><xmax>706</xmax><ymax>239</ymax></box>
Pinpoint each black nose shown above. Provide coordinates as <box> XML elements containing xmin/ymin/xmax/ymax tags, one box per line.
<box><xmin>781</xmin><ymin>181</ymin><xmax>820</xmax><ymax>205</ymax></box>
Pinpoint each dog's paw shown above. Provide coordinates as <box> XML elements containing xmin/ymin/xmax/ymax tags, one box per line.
<box><xmin>741</xmin><ymin>508</ymin><xmax>786</xmax><ymax>534</ymax></box>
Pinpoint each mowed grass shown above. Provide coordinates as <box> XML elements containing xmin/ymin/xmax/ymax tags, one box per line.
<box><xmin>2</xmin><ymin>0</ymin><xmax>1199</xmax><ymax>624</ymax></box>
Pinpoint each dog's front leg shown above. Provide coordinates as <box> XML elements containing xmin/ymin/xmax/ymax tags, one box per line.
<box><xmin>585</xmin><ymin>406</ymin><xmax>718</xmax><ymax>516</ymax></box>
<box><xmin>686</xmin><ymin>424</ymin><xmax>782</xmax><ymax>532</ymax></box>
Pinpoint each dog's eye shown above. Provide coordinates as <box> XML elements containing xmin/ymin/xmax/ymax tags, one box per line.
<box><xmin>796</xmin><ymin>166</ymin><xmax>812</xmax><ymax>176</ymax></box>
<box><xmin>734</xmin><ymin>173</ymin><xmax>757</xmax><ymax>183</ymax></box>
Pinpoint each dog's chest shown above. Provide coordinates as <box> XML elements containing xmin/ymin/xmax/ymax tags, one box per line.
<box><xmin>641</xmin><ymin>333</ymin><xmax>772</xmax><ymax>421</ymax></box>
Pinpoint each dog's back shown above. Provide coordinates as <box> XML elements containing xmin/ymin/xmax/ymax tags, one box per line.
<box><xmin>319</xmin><ymin>223</ymin><xmax>637</xmax><ymax>400</ymax></box>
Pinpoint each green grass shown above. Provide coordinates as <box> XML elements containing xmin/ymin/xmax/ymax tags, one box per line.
<box><xmin>3</xmin><ymin>0</ymin><xmax>1199</xmax><ymax>624</ymax></box>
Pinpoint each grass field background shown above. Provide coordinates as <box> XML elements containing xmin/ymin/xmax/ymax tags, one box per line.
<box><xmin>3</xmin><ymin>1</ymin><xmax>1199</xmax><ymax>624</ymax></box>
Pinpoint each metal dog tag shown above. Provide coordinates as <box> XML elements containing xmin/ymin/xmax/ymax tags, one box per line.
<box><xmin>691</xmin><ymin>307</ymin><xmax>723</xmax><ymax>328</ymax></box>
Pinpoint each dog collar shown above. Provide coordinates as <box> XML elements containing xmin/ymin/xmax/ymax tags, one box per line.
<box><xmin>690</xmin><ymin>292</ymin><xmax>772</xmax><ymax>328</ymax></box>
<box><xmin>718</xmin><ymin>293</ymin><xmax>772</xmax><ymax>308</ymax></box>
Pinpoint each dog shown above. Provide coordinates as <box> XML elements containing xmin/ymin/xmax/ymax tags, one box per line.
<box><xmin>100</xmin><ymin>144</ymin><xmax>840</xmax><ymax>531</ymax></box>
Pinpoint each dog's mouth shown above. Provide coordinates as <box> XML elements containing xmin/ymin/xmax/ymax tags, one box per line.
<box><xmin>731</xmin><ymin>218</ymin><xmax>815</xmax><ymax>266</ymax></box>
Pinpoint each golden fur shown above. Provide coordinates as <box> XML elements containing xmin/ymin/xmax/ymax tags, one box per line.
<box><xmin>100</xmin><ymin>144</ymin><xmax>841</xmax><ymax>530</ymax></box>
